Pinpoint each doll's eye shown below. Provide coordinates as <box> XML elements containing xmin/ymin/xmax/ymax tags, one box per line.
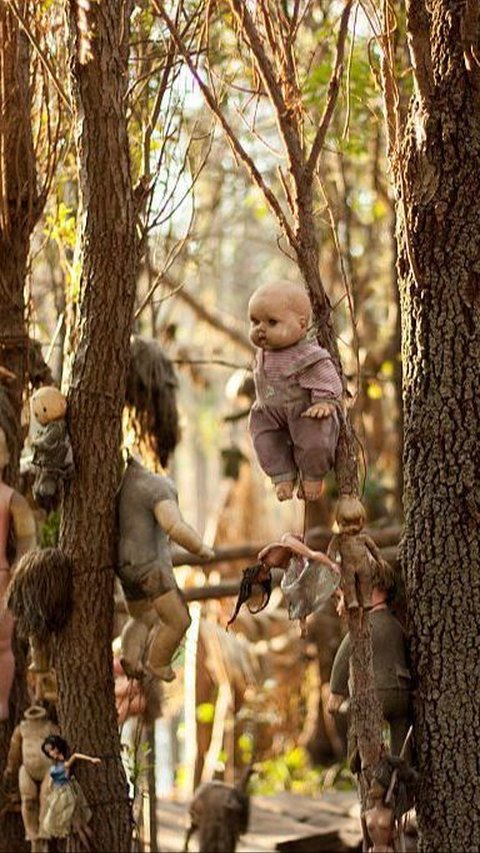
<box><xmin>267</xmin><ymin>319</ymin><xmax>278</xmax><ymax>326</ymax></box>
<box><xmin>250</xmin><ymin>316</ymin><xmax>259</xmax><ymax>325</ymax></box>
<box><xmin>43</xmin><ymin>406</ymin><xmax>47</xmax><ymax>412</ymax></box>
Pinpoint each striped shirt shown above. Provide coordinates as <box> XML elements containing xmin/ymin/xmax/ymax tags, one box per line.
<box><xmin>260</xmin><ymin>340</ymin><xmax>342</xmax><ymax>401</ymax></box>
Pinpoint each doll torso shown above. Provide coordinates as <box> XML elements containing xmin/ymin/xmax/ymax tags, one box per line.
<box><xmin>118</xmin><ymin>460</ymin><xmax>178</xmax><ymax>570</ymax></box>
<box><xmin>0</xmin><ymin>481</ymin><xmax>13</xmax><ymax>570</ymax></box>
<box><xmin>32</xmin><ymin>421</ymin><xmax>73</xmax><ymax>472</ymax></box>
<box><xmin>21</xmin><ymin>718</ymin><xmax>59</xmax><ymax>782</ymax></box>
<box><xmin>334</xmin><ymin>532</ymin><xmax>371</xmax><ymax>573</ymax></box>
<box><xmin>50</xmin><ymin>761</ymin><xmax>69</xmax><ymax>786</ymax></box>
<box><xmin>253</xmin><ymin>340</ymin><xmax>341</xmax><ymax>407</ymax></box>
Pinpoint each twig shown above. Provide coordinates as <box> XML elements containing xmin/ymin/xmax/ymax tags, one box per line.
<box><xmin>150</xmin><ymin>0</ymin><xmax>297</xmax><ymax>248</ymax></box>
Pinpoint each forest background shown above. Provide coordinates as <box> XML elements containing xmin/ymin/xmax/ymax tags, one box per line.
<box><xmin>0</xmin><ymin>1</ymin><xmax>479</xmax><ymax>852</ymax></box>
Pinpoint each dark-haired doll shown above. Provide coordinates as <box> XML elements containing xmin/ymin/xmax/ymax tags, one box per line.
<box><xmin>40</xmin><ymin>735</ymin><xmax>100</xmax><ymax>848</ymax></box>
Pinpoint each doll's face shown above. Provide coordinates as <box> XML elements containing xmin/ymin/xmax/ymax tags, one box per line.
<box><xmin>32</xmin><ymin>387</ymin><xmax>67</xmax><ymax>426</ymax></box>
<box><xmin>248</xmin><ymin>290</ymin><xmax>308</xmax><ymax>350</ymax></box>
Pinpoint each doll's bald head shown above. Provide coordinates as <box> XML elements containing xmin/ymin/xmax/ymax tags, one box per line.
<box><xmin>248</xmin><ymin>282</ymin><xmax>312</xmax><ymax>350</ymax></box>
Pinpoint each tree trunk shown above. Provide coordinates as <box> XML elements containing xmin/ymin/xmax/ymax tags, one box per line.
<box><xmin>0</xmin><ymin>6</ymin><xmax>40</xmax><ymax>850</ymax></box>
<box><xmin>395</xmin><ymin>3</ymin><xmax>480</xmax><ymax>849</ymax></box>
<box><xmin>57</xmin><ymin>2</ymin><xmax>138</xmax><ymax>850</ymax></box>
<box><xmin>0</xmin><ymin>1</ymin><xmax>39</xmax><ymax>478</ymax></box>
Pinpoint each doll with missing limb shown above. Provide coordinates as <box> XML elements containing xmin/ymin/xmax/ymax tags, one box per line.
<box><xmin>228</xmin><ymin>534</ymin><xmax>340</xmax><ymax>636</ymax></box>
<box><xmin>40</xmin><ymin>735</ymin><xmax>100</xmax><ymax>849</ymax></box>
<box><xmin>30</xmin><ymin>386</ymin><xmax>73</xmax><ymax>509</ymax></box>
<box><xmin>0</xmin><ymin>426</ymin><xmax>36</xmax><ymax>720</ymax></box>
<box><xmin>327</xmin><ymin>496</ymin><xmax>391</xmax><ymax>611</ymax></box>
<box><xmin>117</xmin><ymin>457</ymin><xmax>214</xmax><ymax>682</ymax></box>
<box><xmin>248</xmin><ymin>282</ymin><xmax>342</xmax><ymax>502</ymax></box>
<box><xmin>4</xmin><ymin>704</ymin><xmax>59</xmax><ymax>852</ymax></box>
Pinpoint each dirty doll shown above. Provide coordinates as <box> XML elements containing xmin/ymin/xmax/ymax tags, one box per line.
<box><xmin>248</xmin><ymin>281</ymin><xmax>342</xmax><ymax>501</ymax></box>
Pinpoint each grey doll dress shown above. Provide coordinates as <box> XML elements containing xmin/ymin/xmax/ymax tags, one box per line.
<box><xmin>41</xmin><ymin>761</ymin><xmax>92</xmax><ymax>838</ymax></box>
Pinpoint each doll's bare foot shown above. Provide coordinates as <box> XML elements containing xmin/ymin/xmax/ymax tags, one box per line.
<box><xmin>275</xmin><ymin>480</ymin><xmax>295</xmax><ymax>501</ymax></box>
<box><xmin>299</xmin><ymin>480</ymin><xmax>324</xmax><ymax>502</ymax></box>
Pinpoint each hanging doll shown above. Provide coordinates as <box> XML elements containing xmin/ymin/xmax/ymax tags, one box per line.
<box><xmin>30</xmin><ymin>386</ymin><xmax>74</xmax><ymax>509</ymax></box>
<box><xmin>228</xmin><ymin>533</ymin><xmax>340</xmax><ymax>636</ymax></box>
<box><xmin>117</xmin><ymin>456</ymin><xmax>214</xmax><ymax>682</ymax></box>
<box><xmin>40</xmin><ymin>735</ymin><xmax>100</xmax><ymax>849</ymax></box>
<box><xmin>7</xmin><ymin>547</ymin><xmax>73</xmax><ymax>680</ymax></box>
<box><xmin>0</xmin><ymin>423</ymin><xmax>36</xmax><ymax>720</ymax></box>
<box><xmin>328</xmin><ymin>578</ymin><xmax>412</xmax><ymax>757</ymax></box>
<box><xmin>4</xmin><ymin>704</ymin><xmax>59</xmax><ymax>852</ymax></box>
<box><xmin>327</xmin><ymin>495</ymin><xmax>391</xmax><ymax>610</ymax></box>
<box><xmin>247</xmin><ymin>281</ymin><xmax>343</xmax><ymax>502</ymax></box>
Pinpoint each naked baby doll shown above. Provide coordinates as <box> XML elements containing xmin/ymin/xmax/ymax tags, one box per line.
<box><xmin>117</xmin><ymin>457</ymin><xmax>214</xmax><ymax>682</ymax></box>
<box><xmin>248</xmin><ymin>282</ymin><xmax>342</xmax><ymax>502</ymax></box>
<box><xmin>327</xmin><ymin>495</ymin><xmax>391</xmax><ymax>611</ymax></box>
<box><xmin>30</xmin><ymin>386</ymin><xmax>74</xmax><ymax>509</ymax></box>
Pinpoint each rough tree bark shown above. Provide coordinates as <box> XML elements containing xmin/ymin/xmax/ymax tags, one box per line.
<box><xmin>384</xmin><ymin>1</ymin><xmax>480</xmax><ymax>849</ymax></box>
<box><xmin>0</xmin><ymin>5</ymin><xmax>41</xmax><ymax>850</ymax></box>
<box><xmin>56</xmin><ymin>2</ymin><xmax>138</xmax><ymax>850</ymax></box>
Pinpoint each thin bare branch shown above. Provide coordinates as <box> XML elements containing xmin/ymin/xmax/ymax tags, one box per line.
<box><xmin>151</xmin><ymin>0</ymin><xmax>297</xmax><ymax>248</ymax></box>
<box><xmin>305</xmin><ymin>0</ymin><xmax>353</xmax><ymax>177</ymax></box>
<box><xmin>140</xmin><ymin>269</ymin><xmax>254</xmax><ymax>354</ymax></box>
<box><xmin>227</xmin><ymin>0</ymin><xmax>304</xmax><ymax>174</ymax></box>
<box><xmin>6</xmin><ymin>0</ymin><xmax>72</xmax><ymax>112</ymax></box>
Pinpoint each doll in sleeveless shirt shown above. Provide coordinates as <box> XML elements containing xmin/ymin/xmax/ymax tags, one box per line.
<box><xmin>248</xmin><ymin>282</ymin><xmax>342</xmax><ymax>501</ymax></box>
<box><xmin>0</xmin><ymin>427</ymin><xmax>36</xmax><ymax>719</ymax></box>
<box><xmin>40</xmin><ymin>735</ymin><xmax>100</xmax><ymax>848</ymax></box>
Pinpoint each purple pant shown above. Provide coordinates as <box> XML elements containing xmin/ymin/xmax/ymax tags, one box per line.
<box><xmin>249</xmin><ymin>400</ymin><xmax>339</xmax><ymax>483</ymax></box>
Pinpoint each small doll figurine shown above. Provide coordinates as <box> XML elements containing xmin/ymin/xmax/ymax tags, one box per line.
<box><xmin>4</xmin><ymin>704</ymin><xmax>60</xmax><ymax>852</ymax></box>
<box><xmin>248</xmin><ymin>281</ymin><xmax>343</xmax><ymax>502</ymax></box>
<box><xmin>117</xmin><ymin>457</ymin><xmax>214</xmax><ymax>682</ymax></box>
<box><xmin>30</xmin><ymin>386</ymin><xmax>74</xmax><ymax>509</ymax></box>
<box><xmin>0</xmin><ymin>423</ymin><xmax>36</xmax><ymax>720</ymax></box>
<box><xmin>40</xmin><ymin>735</ymin><xmax>100</xmax><ymax>848</ymax></box>
<box><xmin>363</xmin><ymin>754</ymin><xmax>418</xmax><ymax>853</ymax></box>
<box><xmin>228</xmin><ymin>534</ymin><xmax>339</xmax><ymax>636</ymax></box>
<box><xmin>327</xmin><ymin>495</ymin><xmax>390</xmax><ymax>610</ymax></box>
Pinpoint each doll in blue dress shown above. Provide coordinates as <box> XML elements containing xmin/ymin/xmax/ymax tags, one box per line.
<box><xmin>40</xmin><ymin>735</ymin><xmax>101</xmax><ymax>849</ymax></box>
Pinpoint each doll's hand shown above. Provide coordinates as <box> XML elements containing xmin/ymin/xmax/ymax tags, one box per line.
<box><xmin>302</xmin><ymin>401</ymin><xmax>335</xmax><ymax>419</ymax></box>
<box><xmin>327</xmin><ymin>692</ymin><xmax>346</xmax><ymax>714</ymax></box>
<box><xmin>198</xmin><ymin>544</ymin><xmax>215</xmax><ymax>561</ymax></box>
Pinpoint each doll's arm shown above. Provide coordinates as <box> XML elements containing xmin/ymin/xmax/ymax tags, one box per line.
<box><xmin>65</xmin><ymin>753</ymin><xmax>101</xmax><ymax>769</ymax></box>
<box><xmin>10</xmin><ymin>492</ymin><xmax>36</xmax><ymax>560</ymax></box>
<box><xmin>153</xmin><ymin>500</ymin><xmax>214</xmax><ymax>560</ymax></box>
<box><xmin>329</xmin><ymin>632</ymin><xmax>351</xmax><ymax>702</ymax></box>
<box><xmin>364</xmin><ymin>535</ymin><xmax>391</xmax><ymax>574</ymax></box>
<box><xmin>4</xmin><ymin>724</ymin><xmax>22</xmax><ymax>778</ymax></box>
<box><xmin>326</xmin><ymin>536</ymin><xmax>340</xmax><ymax>564</ymax></box>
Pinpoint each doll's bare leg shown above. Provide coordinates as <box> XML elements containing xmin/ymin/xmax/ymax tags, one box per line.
<box><xmin>19</xmin><ymin>766</ymin><xmax>41</xmax><ymax>842</ymax></box>
<box><xmin>144</xmin><ymin>589</ymin><xmax>191</xmax><ymax>680</ymax></box>
<box><xmin>274</xmin><ymin>480</ymin><xmax>295</xmax><ymax>501</ymax></box>
<box><xmin>299</xmin><ymin>479</ymin><xmax>324</xmax><ymax>502</ymax></box>
<box><xmin>0</xmin><ymin>603</ymin><xmax>14</xmax><ymax>720</ymax></box>
<box><xmin>120</xmin><ymin>602</ymin><xmax>157</xmax><ymax>677</ymax></box>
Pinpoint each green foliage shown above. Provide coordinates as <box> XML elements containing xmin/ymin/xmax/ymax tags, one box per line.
<box><xmin>250</xmin><ymin>747</ymin><xmax>355</xmax><ymax>796</ymax></box>
<box><xmin>39</xmin><ymin>511</ymin><xmax>60</xmax><ymax>548</ymax></box>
